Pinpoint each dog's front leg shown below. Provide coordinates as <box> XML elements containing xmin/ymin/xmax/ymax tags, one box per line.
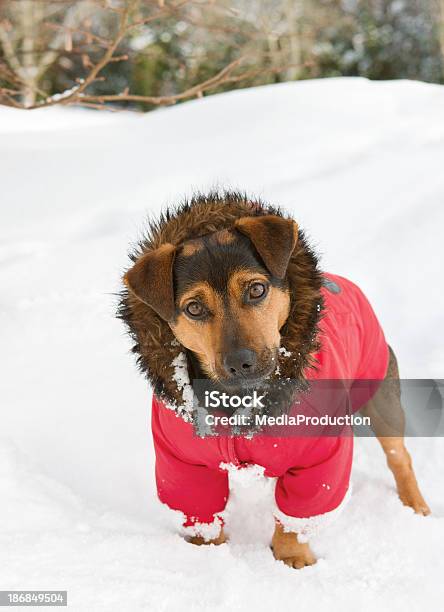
<box><xmin>271</xmin><ymin>522</ymin><xmax>316</xmax><ymax>569</ymax></box>
<box><xmin>187</xmin><ymin>529</ymin><xmax>227</xmax><ymax>546</ymax></box>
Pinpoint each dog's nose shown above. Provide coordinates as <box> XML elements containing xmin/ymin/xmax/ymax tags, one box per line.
<box><xmin>223</xmin><ymin>349</ymin><xmax>257</xmax><ymax>377</ymax></box>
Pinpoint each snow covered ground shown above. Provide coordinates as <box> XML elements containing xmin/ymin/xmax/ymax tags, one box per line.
<box><xmin>1</xmin><ymin>77</ymin><xmax>444</xmax><ymax>610</ymax></box>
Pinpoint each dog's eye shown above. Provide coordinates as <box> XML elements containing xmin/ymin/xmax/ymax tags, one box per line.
<box><xmin>185</xmin><ymin>301</ymin><xmax>204</xmax><ymax>318</ymax></box>
<box><xmin>248</xmin><ymin>282</ymin><xmax>267</xmax><ymax>301</ymax></box>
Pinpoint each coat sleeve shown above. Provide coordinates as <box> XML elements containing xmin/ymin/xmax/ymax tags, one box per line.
<box><xmin>273</xmin><ymin>436</ymin><xmax>353</xmax><ymax>542</ymax></box>
<box><xmin>151</xmin><ymin>399</ymin><xmax>228</xmax><ymax>541</ymax></box>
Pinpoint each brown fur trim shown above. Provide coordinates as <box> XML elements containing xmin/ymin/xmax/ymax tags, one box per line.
<box><xmin>117</xmin><ymin>191</ymin><xmax>324</xmax><ymax>415</ymax></box>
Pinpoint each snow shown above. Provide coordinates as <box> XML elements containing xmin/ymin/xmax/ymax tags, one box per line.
<box><xmin>278</xmin><ymin>346</ymin><xmax>292</xmax><ymax>358</ymax></box>
<box><xmin>0</xmin><ymin>104</ymin><xmax>126</xmax><ymax>133</ymax></box>
<box><xmin>1</xmin><ymin>77</ymin><xmax>444</xmax><ymax>610</ymax></box>
<box><xmin>171</xmin><ymin>352</ymin><xmax>195</xmax><ymax>420</ymax></box>
<box><xmin>180</xmin><ymin>513</ymin><xmax>225</xmax><ymax>542</ymax></box>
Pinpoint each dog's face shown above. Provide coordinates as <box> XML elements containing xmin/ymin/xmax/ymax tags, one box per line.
<box><xmin>124</xmin><ymin>215</ymin><xmax>298</xmax><ymax>389</ymax></box>
<box><xmin>170</xmin><ymin>229</ymin><xmax>291</xmax><ymax>387</ymax></box>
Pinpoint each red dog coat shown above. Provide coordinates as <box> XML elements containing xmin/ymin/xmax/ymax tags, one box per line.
<box><xmin>151</xmin><ymin>274</ymin><xmax>389</xmax><ymax>539</ymax></box>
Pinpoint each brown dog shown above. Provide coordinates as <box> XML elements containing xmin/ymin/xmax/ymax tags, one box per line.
<box><xmin>120</xmin><ymin>193</ymin><xmax>430</xmax><ymax>568</ymax></box>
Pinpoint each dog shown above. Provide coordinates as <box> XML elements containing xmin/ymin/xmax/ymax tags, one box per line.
<box><xmin>119</xmin><ymin>192</ymin><xmax>430</xmax><ymax>569</ymax></box>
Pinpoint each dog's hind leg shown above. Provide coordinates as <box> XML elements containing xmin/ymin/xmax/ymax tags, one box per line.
<box><xmin>359</xmin><ymin>346</ymin><xmax>430</xmax><ymax>516</ymax></box>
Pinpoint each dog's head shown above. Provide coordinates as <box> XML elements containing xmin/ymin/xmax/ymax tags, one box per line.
<box><xmin>124</xmin><ymin>215</ymin><xmax>298</xmax><ymax>390</ymax></box>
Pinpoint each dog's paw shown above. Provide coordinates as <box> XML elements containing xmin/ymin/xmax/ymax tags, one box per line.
<box><xmin>271</xmin><ymin>523</ymin><xmax>317</xmax><ymax>569</ymax></box>
<box><xmin>399</xmin><ymin>490</ymin><xmax>431</xmax><ymax>516</ymax></box>
<box><xmin>187</xmin><ymin>529</ymin><xmax>227</xmax><ymax>546</ymax></box>
<box><xmin>396</xmin><ymin>475</ymin><xmax>431</xmax><ymax>516</ymax></box>
<box><xmin>280</xmin><ymin>550</ymin><xmax>317</xmax><ymax>570</ymax></box>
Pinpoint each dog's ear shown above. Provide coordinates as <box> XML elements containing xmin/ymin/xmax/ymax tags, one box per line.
<box><xmin>234</xmin><ymin>215</ymin><xmax>298</xmax><ymax>278</ymax></box>
<box><xmin>124</xmin><ymin>243</ymin><xmax>176</xmax><ymax>321</ymax></box>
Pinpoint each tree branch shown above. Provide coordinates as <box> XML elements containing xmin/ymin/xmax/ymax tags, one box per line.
<box><xmin>77</xmin><ymin>55</ymin><xmax>245</xmax><ymax>105</ymax></box>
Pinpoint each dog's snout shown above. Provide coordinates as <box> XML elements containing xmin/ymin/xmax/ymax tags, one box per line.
<box><xmin>223</xmin><ymin>349</ymin><xmax>257</xmax><ymax>377</ymax></box>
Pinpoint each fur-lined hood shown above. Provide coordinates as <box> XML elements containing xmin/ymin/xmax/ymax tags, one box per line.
<box><xmin>118</xmin><ymin>191</ymin><xmax>324</xmax><ymax>421</ymax></box>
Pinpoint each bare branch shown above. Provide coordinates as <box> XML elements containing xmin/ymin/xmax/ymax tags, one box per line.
<box><xmin>43</xmin><ymin>22</ymin><xmax>110</xmax><ymax>48</ymax></box>
<box><xmin>127</xmin><ymin>0</ymin><xmax>189</xmax><ymax>30</ymax></box>
<box><xmin>78</xmin><ymin>55</ymin><xmax>245</xmax><ymax>106</ymax></box>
